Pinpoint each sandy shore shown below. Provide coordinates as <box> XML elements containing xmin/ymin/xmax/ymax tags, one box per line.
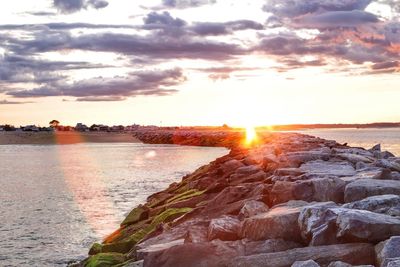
<box><xmin>0</xmin><ymin>131</ymin><xmax>139</xmax><ymax>145</ymax></box>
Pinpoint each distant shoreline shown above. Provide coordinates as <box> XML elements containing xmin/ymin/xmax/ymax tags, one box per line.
<box><xmin>0</xmin><ymin>131</ymin><xmax>140</xmax><ymax>145</ymax></box>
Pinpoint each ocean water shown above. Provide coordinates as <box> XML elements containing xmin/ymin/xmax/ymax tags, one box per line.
<box><xmin>298</xmin><ymin>127</ymin><xmax>400</xmax><ymax>156</ymax></box>
<box><xmin>0</xmin><ymin>143</ymin><xmax>227</xmax><ymax>267</ymax></box>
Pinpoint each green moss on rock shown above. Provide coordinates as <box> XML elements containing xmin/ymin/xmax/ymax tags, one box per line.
<box><xmin>166</xmin><ymin>189</ymin><xmax>205</xmax><ymax>204</ymax></box>
<box><xmin>121</xmin><ymin>205</ymin><xmax>149</xmax><ymax>226</ymax></box>
<box><xmin>84</xmin><ymin>253</ymin><xmax>126</xmax><ymax>267</ymax></box>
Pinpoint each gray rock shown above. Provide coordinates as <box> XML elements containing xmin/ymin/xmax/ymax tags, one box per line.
<box><xmin>342</xmin><ymin>195</ymin><xmax>400</xmax><ymax>215</ymax></box>
<box><xmin>291</xmin><ymin>260</ymin><xmax>320</xmax><ymax>267</ymax></box>
<box><xmin>230</xmin><ymin>243</ymin><xmax>375</xmax><ymax>267</ymax></box>
<box><xmin>299</xmin><ymin>206</ymin><xmax>400</xmax><ymax>245</ymax></box>
<box><xmin>208</xmin><ymin>215</ymin><xmax>241</xmax><ymax>241</ymax></box>
<box><xmin>370</xmin><ymin>144</ymin><xmax>381</xmax><ymax>152</ymax></box>
<box><xmin>238</xmin><ymin>200</ymin><xmax>269</xmax><ymax>220</ymax></box>
<box><xmin>275</xmin><ymin>168</ymin><xmax>306</xmax><ymax>176</ymax></box>
<box><xmin>376</xmin><ymin>159</ymin><xmax>400</xmax><ymax>172</ymax></box>
<box><xmin>335</xmin><ymin>208</ymin><xmax>400</xmax><ymax>243</ymax></box>
<box><xmin>337</xmin><ymin>153</ymin><xmax>374</xmax><ymax>164</ymax></box>
<box><xmin>299</xmin><ymin>160</ymin><xmax>356</xmax><ymax>177</ymax></box>
<box><xmin>221</xmin><ymin>160</ymin><xmax>245</xmax><ymax>174</ymax></box>
<box><xmin>240</xmin><ymin>205</ymin><xmax>303</xmax><ymax>242</ymax></box>
<box><xmin>298</xmin><ymin>202</ymin><xmax>340</xmax><ymax>246</ymax></box>
<box><xmin>270</xmin><ymin>177</ymin><xmax>345</xmax><ymax>205</ymax></box>
<box><xmin>387</xmin><ymin>258</ymin><xmax>400</xmax><ymax>267</ymax></box>
<box><xmin>243</xmin><ymin>239</ymin><xmax>302</xmax><ymax>256</ymax></box>
<box><xmin>235</xmin><ymin>165</ymin><xmax>262</xmax><ymax>176</ymax></box>
<box><xmin>376</xmin><ymin>236</ymin><xmax>400</xmax><ymax>267</ymax></box>
<box><xmin>123</xmin><ymin>260</ymin><xmax>144</xmax><ymax>267</ymax></box>
<box><xmin>136</xmin><ymin>239</ymin><xmax>184</xmax><ymax>260</ymax></box>
<box><xmin>327</xmin><ymin>261</ymin><xmax>374</xmax><ymax>267</ymax></box>
<box><xmin>344</xmin><ymin>179</ymin><xmax>400</xmax><ymax>202</ymax></box>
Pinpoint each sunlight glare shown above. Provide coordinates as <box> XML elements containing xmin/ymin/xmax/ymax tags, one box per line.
<box><xmin>245</xmin><ymin>126</ymin><xmax>257</xmax><ymax>145</ymax></box>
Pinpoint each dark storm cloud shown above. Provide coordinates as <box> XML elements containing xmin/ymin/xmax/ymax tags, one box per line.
<box><xmin>53</xmin><ymin>0</ymin><xmax>108</xmax><ymax>13</ymax></box>
<box><xmin>7</xmin><ymin>68</ymin><xmax>186</xmax><ymax>101</ymax></box>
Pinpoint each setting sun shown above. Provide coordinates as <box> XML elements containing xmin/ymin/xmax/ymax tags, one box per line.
<box><xmin>245</xmin><ymin>126</ymin><xmax>257</xmax><ymax>145</ymax></box>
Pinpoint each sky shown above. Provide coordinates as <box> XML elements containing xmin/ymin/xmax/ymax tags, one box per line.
<box><xmin>0</xmin><ymin>0</ymin><xmax>399</xmax><ymax>127</ymax></box>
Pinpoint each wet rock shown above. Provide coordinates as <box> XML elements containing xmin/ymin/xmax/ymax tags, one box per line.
<box><xmin>342</xmin><ymin>195</ymin><xmax>400</xmax><ymax>215</ymax></box>
<box><xmin>344</xmin><ymin>179</ymin><xmax>400</xmax><ymax>202</ymax></box>
<box><xmin>240</xmin><ymin>205</ymin><xmax>303</xmax><ymax>242</ymax></box>
<box><xmin>84</xmin><ymin>253</ymin><xmax>126</xmax><ymax>267</ymax></box>
<box><xmin>121</xmin><ymin>205</ymin><xmax>150</xmax><ymax>226</ymax></box>
<box><xmin>208</xmin><ymin>215</ymin><xmax>241</xmax><ymax>241</ymax></box>
<box><xmin>238</xmin><ymin>200</ymin><xmax>269</xmax><ymax>220</ymax></box>
<box><xmin>291</xmin><ymin>260</ymin><xmax>320</xmax><ymax>267</ymax></box>
<box><xmin>299</xmin><ymin>160</ymin><xmax>356</xmax><ymax>177</ymax></box>
<box><xmin>231</xmin><ymin>243</ymin><xmax>375</xmax><ymax>267</ymax></box>
<box><xmin>375</xmin><ymin>236</ymin><xmax>400</xmax><ymax>267</ymax></box>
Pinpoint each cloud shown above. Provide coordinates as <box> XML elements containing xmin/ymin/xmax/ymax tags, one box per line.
<box><xmin>263</xmin><ymin>0</ymin><xmax>372</xmax><ymax>18</ymax></box>
<box><xmin>53</xmin><ymin>0</ymin><xmax>108</xmax><ymax>14</ymax></box>
<box><xmin>190</xmin><ymin>20</ymin><xmax>264</xmax><ymax>36</ymax></box>
<box><xmin>8</xmin><ymin>68</ymin><xmax>186</xmax><ymax>101</ymax></box>
<box><xmin>0</xmin><ymin>53</ymin><xmax>108</xmax><ymax>85</ymax></box>
<box><xmin>0</xmin><ymin>99</ymin><xmax>34</xmax><ymax>105</ymax></box>
<box><xmin>0</xmin><ymin>23</ymin><xmax>133</xmax><ymax>31</ymax></box>
<box><xmin>157</xmin><ymin>0</ymin><xmax>216</xmax><ymax>9</ymax></box>
<box><xmin>371</xmin><ymin>60</ymin><xmax>399</xmax><ymax>69</ymax></box>
<box><xmin>297</xmin><ymin>10</ymin><xmax>379</xmax><ymax>29</ymax></box>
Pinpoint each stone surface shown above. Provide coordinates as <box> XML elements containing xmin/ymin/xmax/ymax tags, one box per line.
<box><xmin>344</xmin><ymin>179</ymin><xmax>400</xmax><ymax>202</ymax></box>
<box><xmin>327</xmin><ymin>261</ymin><xmax>374</xmax><ymax>267</ymax></box>
<box><xmin>376</xmin><ymin>236</ymin><xmax>400</xmax><ymax>267</ymax></box>
<box><xmin>342</xmin><ymin>195</ymin><xmax>400</xmax><ymax>215</ymax></box>
<box><xmin>240</xmin><ymin>206</ymin><xmax>303</xmax><ymax>242</ymax></box>
<box><xmin>231</xmin><ymin>243</ymin><xmax>375</xmax><ymax>267</ymax></box>
<box><xmin>238</xmin><ymin>200</ymin><xmax>269</xmax><ymax>220</ymax></box>
<box><xmin>208</xmin><ymin>215</ymin><xmax>241</xmax><ymax>241</ymax></box>
<box><xmin>299</xmin><ymin>160</ymin><xmax>356</xmax><ymax>177</ymax></box>
<box><xmin>291</xmin><ymin>260</ymin><xmax>320</xmax><ymax>267</ymax></box>
<box><xmin>387</xmin><ymin>258</ymin><xmax>400</xmax><ymax>267</ymax></box>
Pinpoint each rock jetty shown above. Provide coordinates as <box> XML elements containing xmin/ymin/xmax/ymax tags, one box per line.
<box><xmin>72</xmin><ymin>130</ymin><xmax>400</xmax><ymax>267</ymax></box>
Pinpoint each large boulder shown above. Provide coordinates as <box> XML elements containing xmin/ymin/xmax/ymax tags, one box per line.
<box><xmin>208</xmin><ymin>215</ymin><xmax>241</xmax><ymax>241</ymax></box>
<box><xmin>342</xmin><ymin>195</ymin><xmax>400</xmax><ymax>215</ymax></box>
<box><xmin>375</xmin><ymin>236</ymin><xmax>400</xmax><ymax>267</ymax></box>
<box><xmin>291</xmin><ymin>260</ymin><xmax>320</xmax><ymax>267</ymax></box>
<box><xmin>238</xmin><ymin>200</ymin><xmax>269</xmax><ymax>220</ymax></box>
<box><xmin>230</xmin><ymin>243</ymin><xmax>375</xmax><ymax>267</ymax></box>
<box><xmin>270</xmin><ymin>177</ymin><xmax>345</xmax><ymax>205</ymax></box>
<box><xmin>344</xmin><ymin>179</ymin><xmax>400</xmax><ymax>202</ymax></box>
<box><xmin>299</xmin><ymin>206</ymin><xmax>400</xmax><ymax>245</ymax></box>
<box><xmin>299</xmin><ymin>160</ymin><xmax>356</xmax><ymax>177</ymax></box>
<box><xmin>240</xmin><ymin>205</ymin><xmax>303</xmax><ymax>242</ymax></box>
<box><xmin>327</xmin><ymin>261</ymin><xmax>374</xmax><ymax>267</ymax></box>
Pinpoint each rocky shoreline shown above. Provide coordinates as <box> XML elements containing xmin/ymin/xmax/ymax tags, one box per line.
<box><xmin>72</xmin><ymin>130</ymin><xmax>400</xmax><ymax>267</ymax></box>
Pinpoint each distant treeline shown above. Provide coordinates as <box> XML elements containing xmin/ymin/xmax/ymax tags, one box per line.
<box><xmin>260</xmin><ymin>123</ymin><xmax>400</xmax><ymax>131</ymax></box>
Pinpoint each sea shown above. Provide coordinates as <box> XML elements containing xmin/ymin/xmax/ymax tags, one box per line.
<box><xmin>0</xmin><ymin>128</ymin><xmax>399</xmax><ymax>266</ymax></box>
<box><xmin>0</xmin><ymin>143</ymin><xmax>227</xmax><ymax>266</ymax></box>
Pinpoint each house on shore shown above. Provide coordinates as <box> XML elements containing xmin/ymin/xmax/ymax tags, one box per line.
<box><xmin>75</xmin><ymin>123</ymin><xmax>89</xmax><ymax>132</ymax></box>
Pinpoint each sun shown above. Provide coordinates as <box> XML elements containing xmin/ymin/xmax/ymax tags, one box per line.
<box><xmin>245</xmin><ymin>126</ymin><xmax>257</xmax><ymax>145</ymax></box>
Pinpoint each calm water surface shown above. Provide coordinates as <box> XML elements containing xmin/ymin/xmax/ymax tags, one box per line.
<box><xmin>0</xmin><ymin>143</ymin><xmax>227</xmax><ymax>266</ymax></box>
<box><xmin>298</xmin><ymin>127</ymin><xmax>400</xmax><ymax>156</ymax></box>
